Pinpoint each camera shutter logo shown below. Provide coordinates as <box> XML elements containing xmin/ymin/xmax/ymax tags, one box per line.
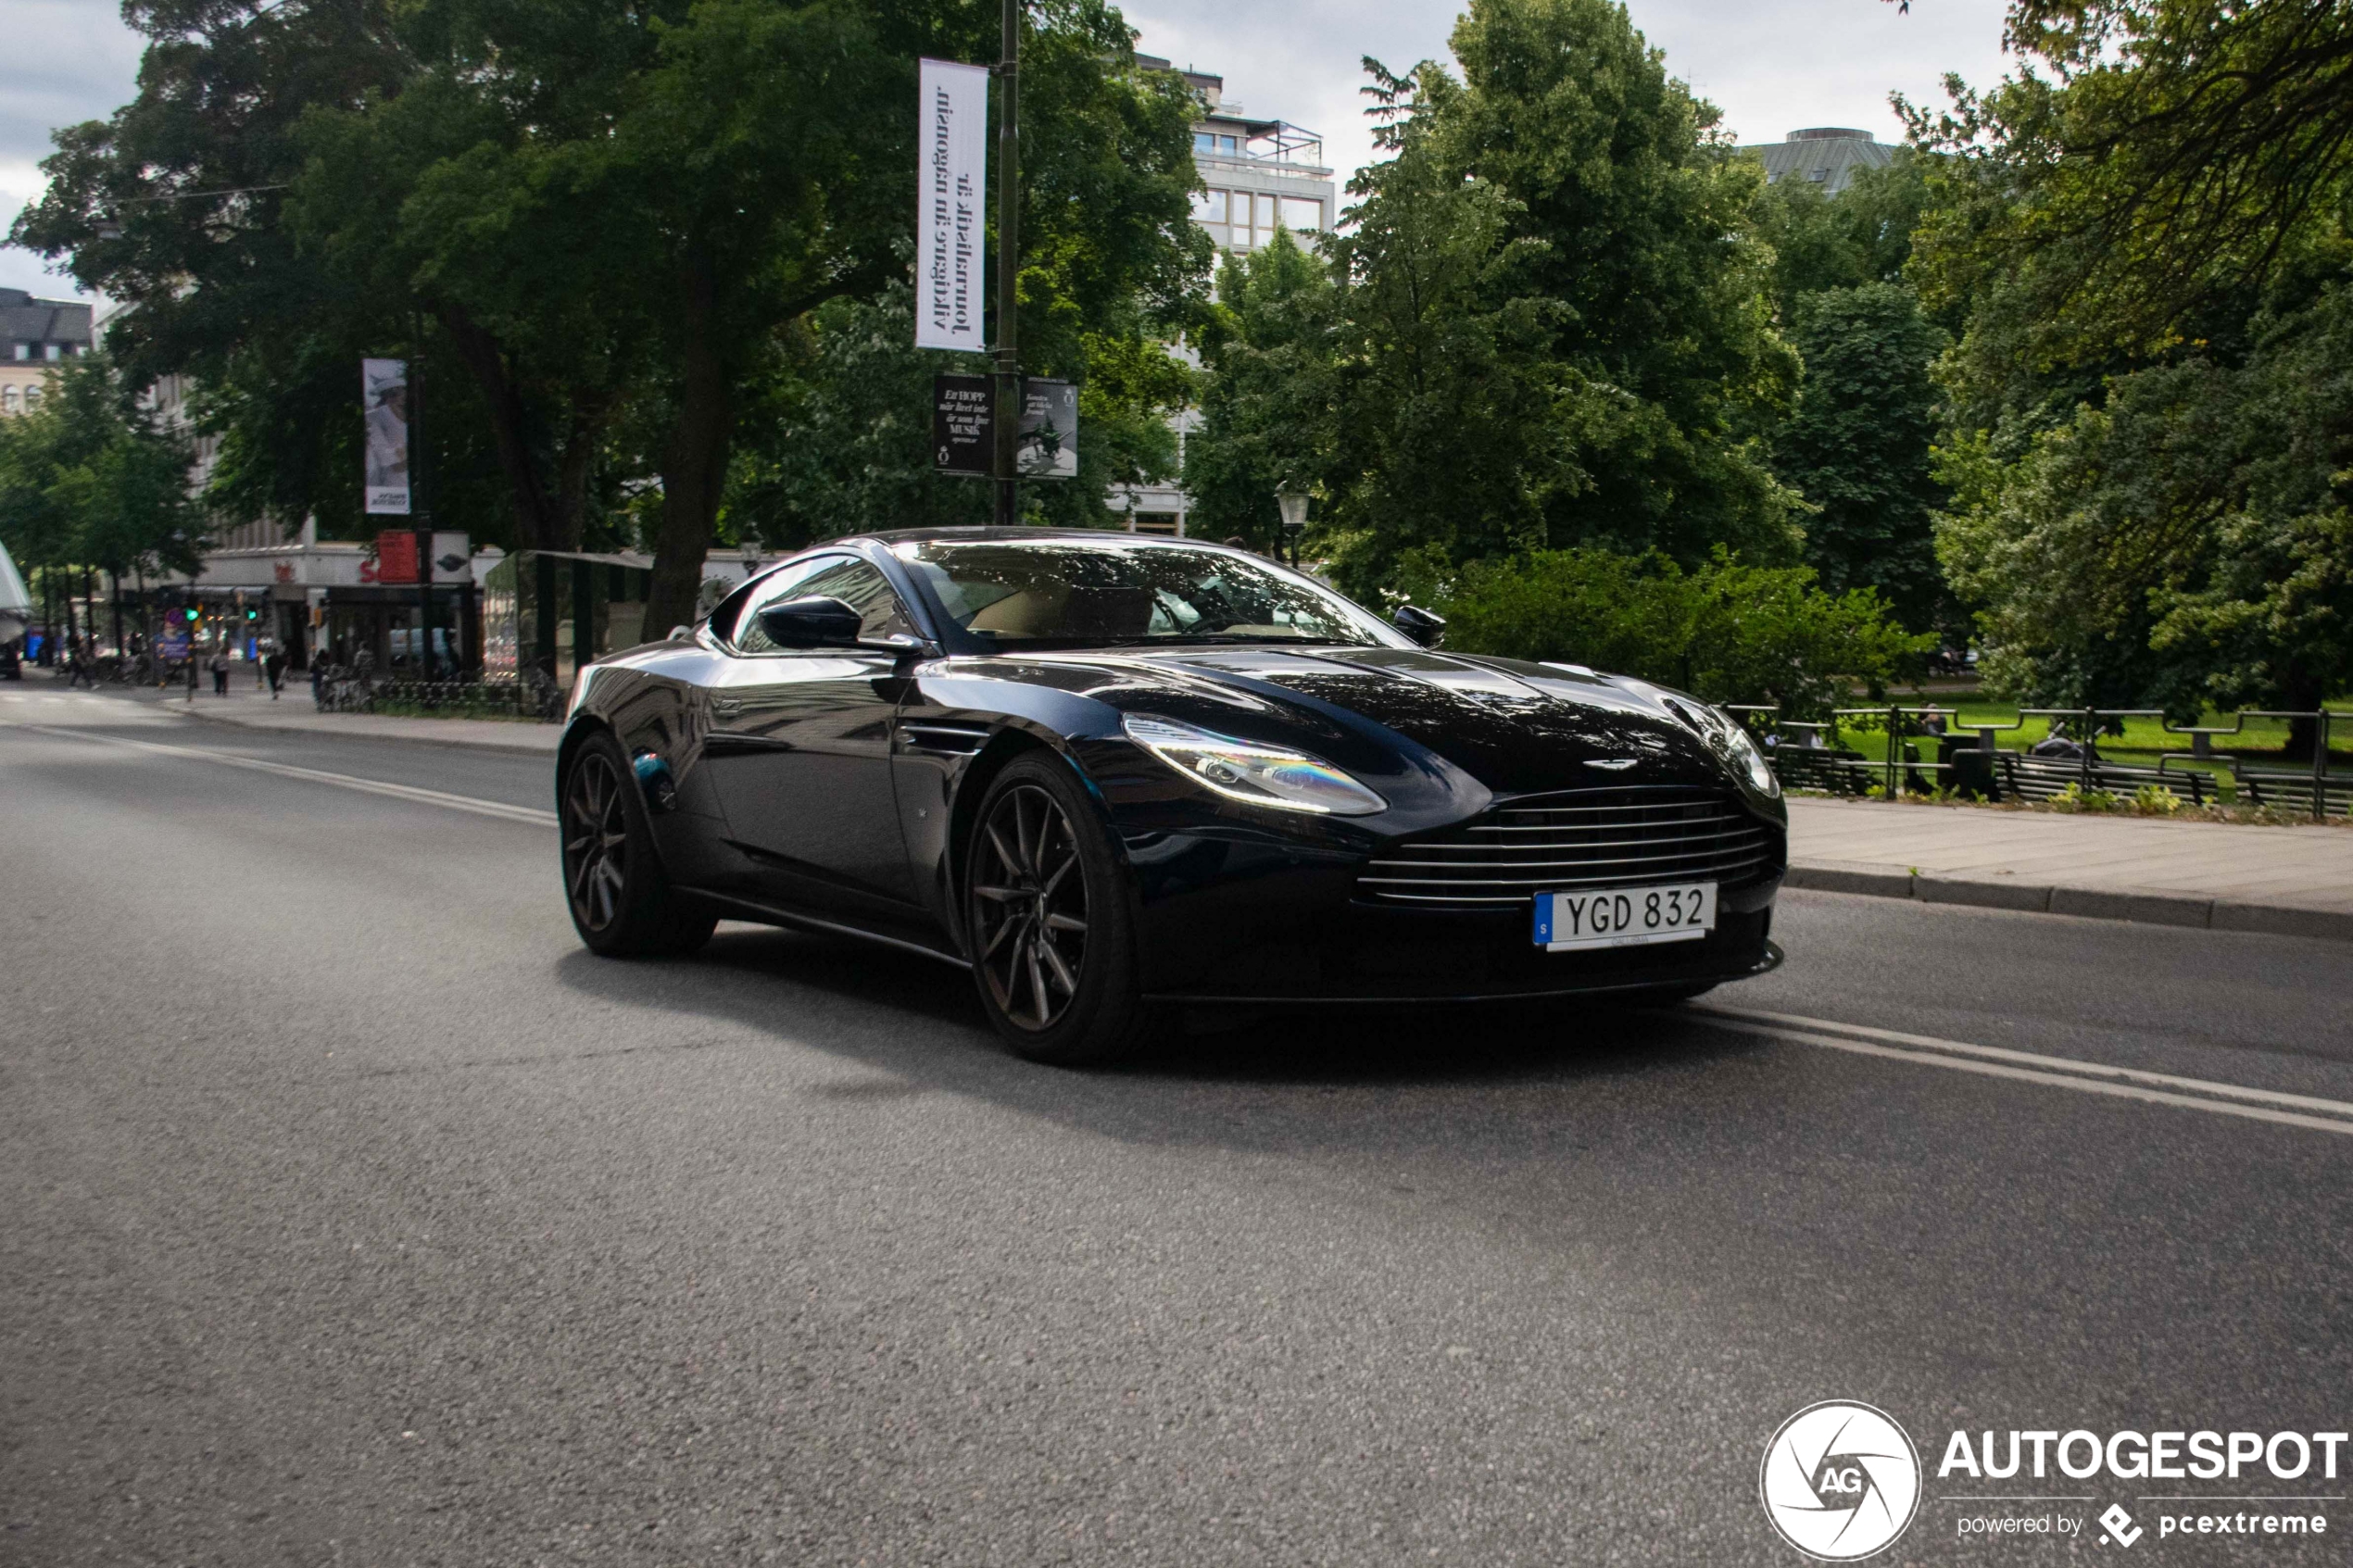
<box><xmin>1759</xmin><ymin>1400</ymin><xmax>1922</xmax><ymax>1560</ymax></box>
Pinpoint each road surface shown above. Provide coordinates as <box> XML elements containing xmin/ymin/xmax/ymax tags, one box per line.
<box><xmin>5</xmin><ymin>692</ymin><xmax>2349</xmax><ymax>1564</ymax></box>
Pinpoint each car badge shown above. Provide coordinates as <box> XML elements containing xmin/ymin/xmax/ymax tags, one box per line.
<box><xmin>1582</xmin><ymin>758</ymin><xmax>1638</xmax><ymax>771</ymax></box>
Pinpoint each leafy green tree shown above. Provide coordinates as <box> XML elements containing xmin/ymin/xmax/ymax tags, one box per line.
<box><xmin>1751</xmin><ymin>150</ymin><xmax>1932</xmax><ymax>321</ymax></box>
<box><xmin>1908</xmin><ymin>0</ymin><xmax>2353</xmax><ymax>746</ymax></box>
<box><xmin>1774</xmin><ymin>282</ymin><xmax>1952</xmax><ymax>633</ymax></box>
<box><xmin>1178</xmin><ymin>229</ymin><xmax>1335</xmax><ymax>552</ymax></box>
<box><xmin>1417</xmin><ymin>0</ymin><xmax>1803</xmax><ymax>563</ymax></box>
<box><xmin>1415</xmin><ymin>545</ymin><xmax>1930</xmax><ymax>717</ymax></box>
<box><xmin>0</xmin><ymin>357</ymin><xmax>207</xmax><ymax>601</ymax></box>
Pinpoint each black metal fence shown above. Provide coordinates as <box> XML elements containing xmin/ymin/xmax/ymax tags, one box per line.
<box><xmin>1730</xmin><ymin>704</ymin><xmax>2351</xmax><ymax>821</ymax></box>
<box><xmin>312</xmin><ymin>668</ymin><xmax>565</xmax><ymax>722</ymax></box>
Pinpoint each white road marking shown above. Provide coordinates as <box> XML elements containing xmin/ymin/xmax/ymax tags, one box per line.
<box><xmin>3</xmin><ymin>721</ymin><xmax>559</xmax><ymax>827</ymax></box>
<box><xmin>1693</xmin><ymin>1003</ymin><xmax>2353</xmax><ymax>1138</ymax></box>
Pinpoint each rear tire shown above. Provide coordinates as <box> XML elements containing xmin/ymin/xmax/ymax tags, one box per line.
<box><xmin>963</xmin><ymin>752</ymin><xmax>1147</xmax><ymax>1066</ymax></box>
<box><xmin>560</xmin><ymin>731</ymin><xmax>717</xmax><ymax>958</ymax></box>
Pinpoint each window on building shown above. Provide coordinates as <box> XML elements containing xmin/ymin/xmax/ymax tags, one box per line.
<box><xmin>44</xmin><ymin>344</ymin><xmax>61</xmax><ymax>361</ymax></box>
<box><xmin>1279</xmin><ymin>196</ymin><xmax>1322</xmax><ymax>232</ymax></box>
<box><xmin>11</xmin><ymin>344</ymin><xmax>27</xmax><ymax>361</ymax></box>
<box><xmin>24</xmin><ymin>385</ymin><xmax>43</xmax><ymax>408</ymax></box>
<box><xmin>3</xmin><ymin>386</ymin><xmax>19</xmax><ymax>414</ymax></box>
<box><xmin>1190</xmin><ymin>189</ymin><xmax>1227</xmax><ymax>223</ymax></box>
<box><xmin>1130</xmin><ymin>512</ymin><xmax>1182</xmax><ymax>536</ymax></box>
<box><xmin>1192</xmin><ymin>132</ymin><xmax>1239</xmax><ymax>156</ymax></box>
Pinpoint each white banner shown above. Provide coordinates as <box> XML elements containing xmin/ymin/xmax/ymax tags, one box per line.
<box><xmin>916</xmin><ymin>58</ymin><xmax>988</xmax><ymax>352</ymax></box>
<box><xmin>361</xmin><ymin>358</ymin><xmax>410</xmax><ymax>515</ymax></box>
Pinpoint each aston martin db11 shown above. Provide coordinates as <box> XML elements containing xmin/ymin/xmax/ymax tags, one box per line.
<box><xmin>557</xmin><ymin>529</ymin><xmax>1786</xmax><ymax>1062</ymax></box>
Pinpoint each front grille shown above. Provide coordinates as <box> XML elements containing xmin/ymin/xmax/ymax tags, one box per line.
<box><xmin>1357</xmin><ymin>785</ymin><xmax>1780</xmax><ymax>909</ymax></box>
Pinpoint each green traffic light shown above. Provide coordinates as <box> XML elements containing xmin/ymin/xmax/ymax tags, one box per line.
<box><xmin>183</xmin><ymin>608</ymin><xmax>199</xmax><ymax>621</ymax></box>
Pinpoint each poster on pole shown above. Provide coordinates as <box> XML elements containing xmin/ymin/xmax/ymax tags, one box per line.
<box><xmin>362</xmin><ymin>358</ymin><xmax>411</xmax><ymax>515</ymax></box>
<box><xmin>1017</xmin><ymin>378</ymin><xmax>1077</xmax><ymax>478</ymax></box>
<box><xmin>916</xmin><ymin>58</ymin><xmax>988</xmax><ymax>352</ymax></box>
<box><xmin>933</xmin><ymin>374</ymin><xmax>993</xmax><ymax>475</ymax></box>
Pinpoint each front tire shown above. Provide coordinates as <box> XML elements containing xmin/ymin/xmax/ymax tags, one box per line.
<box><xmin>560</xmin><ymin>731</ymin><xmax>716</xmax><ymax>958</ymax></box>
<box><xmin>963</xmin><ymin>753</ymin><xmax>1147</xmax><ymax>1065</ymax></box>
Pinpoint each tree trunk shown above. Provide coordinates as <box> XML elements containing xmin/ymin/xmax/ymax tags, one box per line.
<box><xmin>435</xmin><ymin>304</ymin><xmax>582</xmax><ymax>553</ymax></box>
<box><xmin>644</xmin><ymin>249</ymin><xmax>734</xmax><ymax>638</ymax></box>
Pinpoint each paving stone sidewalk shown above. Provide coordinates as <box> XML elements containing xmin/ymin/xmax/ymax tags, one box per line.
<box><xmin>1786</xmin><ymin>796</ymin><xmax>2353</xmax><ymax>941</ymax></box>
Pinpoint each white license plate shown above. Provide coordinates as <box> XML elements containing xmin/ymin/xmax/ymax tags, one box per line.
<box><xmin>1533</xmin><ymin>882</ymin><xmax>1716</xmax><ymax>951</ymax></box>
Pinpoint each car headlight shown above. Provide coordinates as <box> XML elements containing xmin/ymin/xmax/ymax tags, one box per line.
<box><xmin>1720</xmin><ymin>719</ymin><xmax>1780</xmax><ymax>797</ymax></box>
<box><xmin>1123</xmin><ymin>714</ymin><xmax>1387</xmax><ymax>816</ymax></box>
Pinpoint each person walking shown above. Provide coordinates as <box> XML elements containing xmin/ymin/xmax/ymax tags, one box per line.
<box><xmin>262</xmin><ymin>645</ymin><xmax>284</xmax><ymax>700</ymax></box>
<box><xmin>208</xmin><ymin>647</ymin><xmax>230</xmax><ymax>696</ymax></box>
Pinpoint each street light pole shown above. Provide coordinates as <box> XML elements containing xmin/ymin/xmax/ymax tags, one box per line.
<box><xmin>991</xmin><ymin>0</ymin><xmax>1021</xmax><ymax>528</ymax></box>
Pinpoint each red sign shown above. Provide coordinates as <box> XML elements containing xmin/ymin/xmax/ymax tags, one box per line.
<box><xmin>374</xmin><ymin>530</ymin><xmax>419</xmax><ymax>584</ymax></box>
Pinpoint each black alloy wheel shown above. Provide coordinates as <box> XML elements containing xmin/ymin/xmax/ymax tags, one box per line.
<box><xmin>564</xmin><ymin>747</ymin><xmax>631</xmax><ymax>935</ymax></box>
<box><xmin>963</xmin><ymin>753</ymin><xmax>1146</xmax><ymax>1064</ymax></box>
<box><xmin>972</xmin><ymin>782</ymin><xmax>1089</xmax><ymax>1030</ymax></box>
<box><xmin>559</xmin><ymin>731</ymin><xmax>717</xmax><ymax>959</ymax></box>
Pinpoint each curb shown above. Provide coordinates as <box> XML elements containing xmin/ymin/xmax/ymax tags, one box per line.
<box><xmin>1783</xmin><ymin>862</ymin><xmax>2353</xmax><ymax>945</ymax></box>
<box><xmin>166</xmin><ymin>702</ymin><xmax>562</xmax><ymax>758</ymax></box>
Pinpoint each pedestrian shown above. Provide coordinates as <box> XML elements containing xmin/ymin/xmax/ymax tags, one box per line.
<box><xmin>209</xmin><ymin>648</ymin><xmax>230</xmax><ymax>696</ymax></box>
<box><xmin>262</xmin><ymin>646</ymin><xmax>284</xmax><ymax>700</ymax></box>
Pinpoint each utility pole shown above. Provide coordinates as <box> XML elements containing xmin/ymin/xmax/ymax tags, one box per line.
<box><xmin>991</xmin><ymin>0</ymin><xmax>1021</xmax><ymax>527</ymax></box>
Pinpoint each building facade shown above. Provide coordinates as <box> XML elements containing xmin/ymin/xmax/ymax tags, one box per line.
<box><xmin>1114</xmin><ymin>62</ymin><xmax>1337</xmax><ymax>537</ymax></box>
<box><xmin>1742</xmin><ymin>127</ymin><xmax>1895</xmax><ymax>196</ymax></box>
<box><xmin>0</xmin><ymin>288</ymin><xmax>94</xmax><ymax>416</ymax></box>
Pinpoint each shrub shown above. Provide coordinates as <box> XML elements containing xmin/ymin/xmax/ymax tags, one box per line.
<box><xmin>1412</xmin><ymin>546</ymin><xmax>1932</xmax><ymax>718</ymax></box>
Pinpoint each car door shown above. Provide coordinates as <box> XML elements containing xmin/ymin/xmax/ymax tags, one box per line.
<box><xmin>704</xmin><ymin>555</ymin><xmax>921</xmax><ymax>920</ymax></box>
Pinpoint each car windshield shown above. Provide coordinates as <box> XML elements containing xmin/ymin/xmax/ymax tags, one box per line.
<box><xmin>893</xmin><ymin>539</ymin><xmax>1403</xmax><ymax>650</ymax></box>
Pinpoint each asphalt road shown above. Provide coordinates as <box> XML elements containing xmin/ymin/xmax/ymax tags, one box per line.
<box><xmin>5</xmin><ymin>692</ymin><xmax>2351</xmax><ymax>1566</ymax></box>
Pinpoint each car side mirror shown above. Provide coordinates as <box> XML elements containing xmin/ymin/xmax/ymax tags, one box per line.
<box><xmin>756</xmin><ymin>596</ymin><xmax>863</xmax><ymax>648</ymax></box>
<box><xmin>1391</xmin><ymin>604</ymin><xmax>1446</xmax><ymax>647</ymax></box>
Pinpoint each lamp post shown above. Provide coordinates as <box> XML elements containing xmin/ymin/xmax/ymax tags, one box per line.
<box><xmin>1276</xmin><ymin>483</ymin><xmax>1309</xmax><ymax>569</ymax></box>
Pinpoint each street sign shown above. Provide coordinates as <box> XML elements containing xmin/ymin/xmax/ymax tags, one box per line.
<box><xmin>933</xmin><ymin>373</ymin><xmax>993</xmax><ymax>476</ymax></box>
<box><xmin>376</xmin><ymin>530</ymin><xmax>418</xmax><ymax>583</ymax></box>
<box><xmin>1017</xmin><ymin>377</ymin><xmax>1076</xmax><ymax>479</ymax></box>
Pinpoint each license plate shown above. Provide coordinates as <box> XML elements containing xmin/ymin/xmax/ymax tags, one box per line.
<box><xmin>1533</xmin><ymin>882</ymin><xmax>1716</xmax><ymax>951</ymax></box>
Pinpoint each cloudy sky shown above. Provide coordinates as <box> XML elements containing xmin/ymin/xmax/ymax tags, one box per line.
<box><xmin>0</xmin><ymin>0</ymin><xmax>2014</xmax><ymax>302</ymax></box>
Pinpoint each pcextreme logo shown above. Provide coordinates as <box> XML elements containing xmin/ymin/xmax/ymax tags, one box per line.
<box><xmin>1761</xmin><ymin>1400</ymin><xmax>1924</xmax><ymax>1561</ymax></box>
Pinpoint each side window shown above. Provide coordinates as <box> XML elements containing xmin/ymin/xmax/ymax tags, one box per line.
<box><xmin>726</xmin><ymin>556</ymin><xmax>842</xmax><ymax>653</ymax></box>
<box><xmin>731</xmin><ymin>555</ymin><xmax>912</xmax><ymax>653</ymax></box>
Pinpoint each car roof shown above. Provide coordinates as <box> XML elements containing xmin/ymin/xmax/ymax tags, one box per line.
<box><xmin>850</xmin><ymin>527</ymin><xmax>1243</xmax><ymax>548</ymax></box>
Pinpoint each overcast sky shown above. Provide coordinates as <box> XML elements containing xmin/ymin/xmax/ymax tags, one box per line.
<box><xmin>0</xmin><ymin>0</ymin><xmax>2014</xmax><ymax>303</ymax></box>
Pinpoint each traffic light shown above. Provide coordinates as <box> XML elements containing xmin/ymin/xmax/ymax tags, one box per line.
<box><xmin>182</xmin><ymin>607</ymin><xmax>199</xmax><ymax>622</ymax></box>
<box><xmin>244</xmin><ymin>606</ymin><xmax>258</xmax><ymax>621</ymax></box>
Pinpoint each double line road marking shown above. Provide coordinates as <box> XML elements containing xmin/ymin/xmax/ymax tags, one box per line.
<box><xmin>1693</xmin><ymin>1004</ymin><xmax>2353</xmax><ymax>1139</ymax></box>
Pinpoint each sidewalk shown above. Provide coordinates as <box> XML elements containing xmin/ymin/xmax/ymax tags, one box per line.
<box><xmin>1786</xmin><ymin>796</ymin><xmax>2353</xmax><ymax>942</ymax></box>
<box><xmin>91</xmin><ymin>677</ymin><xmax>560</xmax><ymax>755</ymax></box>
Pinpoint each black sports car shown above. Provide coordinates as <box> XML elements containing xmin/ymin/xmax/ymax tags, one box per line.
<box><xmin>557</xmin><ymin>529</ymin><xmax>1785</xmax><ymax>1061</ymax></box>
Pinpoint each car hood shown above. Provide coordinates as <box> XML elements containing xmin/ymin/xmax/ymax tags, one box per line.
<box><xmin>1063</xmin><ymin>645</ymin><xmax>1753</xmax><ymax>800</ymax></box>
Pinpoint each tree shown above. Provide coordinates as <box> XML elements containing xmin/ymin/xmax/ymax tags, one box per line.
<box><xmin>1908</xmin><ymin>0</ymin><xmax>2353</xmax><ymax>746</ymax></box>
<box><xmin>1773</xmin><ymin>283</ymin><xmax>1952</xmax><ymax>634</ymax></box>
<box><xmin>1419</xmin><ymin>0</ymin><xmax>1803</xmax><ymax>563</ymax></box>
<box><xmin>0</xmin><ymin>357</ymin><xmax>207</xmax><ymax>614</ymax></box>
<box><xmin>1179</xmin><ymin>229</ymin><xmax>1337</xmax><ymax>552</ymax></box>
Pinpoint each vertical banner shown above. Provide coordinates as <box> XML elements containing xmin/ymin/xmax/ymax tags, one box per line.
<box><xmin>916</xmin><ymin>58</ymin><xmax>988</xmax><ymax>352</ymax></box>
<box><xmin>361</xmin><ymin>358</ymin><xmax>411</xmax><ymax>515</ymax></box>
<box><xmin>1017</xmin><ymin>378</ymin><xmax>1076</xmax><ymax>478</ymax></box>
